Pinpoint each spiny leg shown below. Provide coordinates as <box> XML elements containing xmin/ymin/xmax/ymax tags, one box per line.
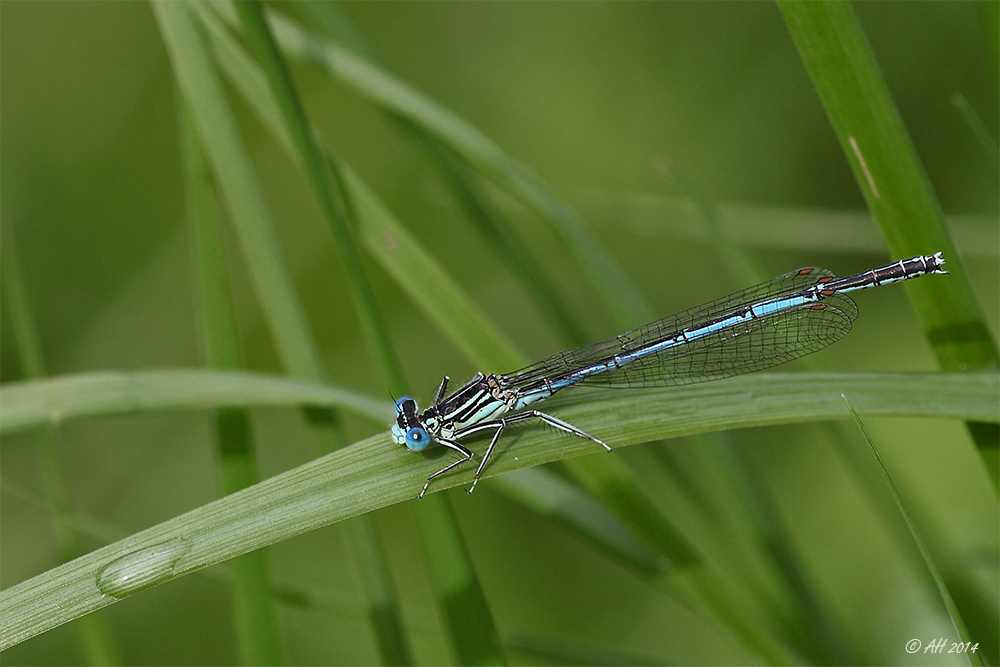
<box><xmin>456</xmin><ymin>410</ymin><xmax>612</xmax><ymax>495</ymax></box>
<box><xmin>505</xmin><ymin>409</ymin><xmax>613</xmax><ymax>452</ymax></box>
<box><xmin>420</xmin><ymin>438</ymin><xmax>473</xmax><ymax>498</ymax></box>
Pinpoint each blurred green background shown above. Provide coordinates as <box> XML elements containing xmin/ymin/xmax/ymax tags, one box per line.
<box><xmin>2</xmin><ymin>1</ymin><xmax>997</xmax><ymax>665</ymax></box>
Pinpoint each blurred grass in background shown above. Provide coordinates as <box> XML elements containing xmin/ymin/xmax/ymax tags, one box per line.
<box><xmin>1</xmin><ymin>1</ymin><xmax>997</xmax><ymax>665</ymax></box>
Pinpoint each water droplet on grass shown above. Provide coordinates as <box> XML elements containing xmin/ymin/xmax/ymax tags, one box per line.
<box><xmin>96</xmin><ymin>538</ymin><xmax>191</xmax><ymax>599</ymax></box>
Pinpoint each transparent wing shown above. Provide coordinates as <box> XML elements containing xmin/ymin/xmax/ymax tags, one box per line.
<box><xmin>507</xmin><ymin>267</ymin><xmax>858</xmax><ymax>389</ymax></box>
<box><xmin>576</xmin><ymin>301</ymin><xmax>854</xmax><ymax>388</ymax></box>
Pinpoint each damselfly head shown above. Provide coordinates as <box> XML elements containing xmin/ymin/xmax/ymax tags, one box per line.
<box><xmin>392</xmin><ymin>397</ymin><xmax>430</xmax><ymax>450</ymax></box>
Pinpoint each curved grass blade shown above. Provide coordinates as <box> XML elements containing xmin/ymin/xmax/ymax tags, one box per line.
<box><xmin>0</xmin><ymin>369</ymin><xmax>391</xmax><ymax>436</ymax></box>
<box><xmin>2</xmin><ymin>371</ymin><xmax>994</xmax><ymax>651</ymax></box>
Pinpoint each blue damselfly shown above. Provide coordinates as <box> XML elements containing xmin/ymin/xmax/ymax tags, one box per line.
<box><xmin>393</xmin><ymin>253</ymin><xmax>947</xmax><ymax>497</ymax></box>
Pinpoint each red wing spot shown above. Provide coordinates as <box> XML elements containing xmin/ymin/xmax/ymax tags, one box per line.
<box><xmin>797</xmin><ymin>268</ymin><xmax>814</xmax><ymax>275</ymax></box>
<box><xmin>820</xmin><ymin>289</ymin><xmax>836</xmax><ymax>296</ymax></box>
<box><xmin>810</xmin><ymin>304</ymin><xmax>827</xmax><ymax>310</ymax></box>
<box><xmin>817</xmin><ymin>276</ymin><xmax>834</xmax><ymax>283</ymax></box>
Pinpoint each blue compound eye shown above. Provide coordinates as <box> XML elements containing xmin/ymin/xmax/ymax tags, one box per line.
<box><xmin>405</xmin><ymin>427</ymin><xmax>430</xmax><ymax>452</ymax></box>
<box><xmin>395</xmin><ymin>396</ymin><xmax>414</xmax><ymax>414</ymax></box>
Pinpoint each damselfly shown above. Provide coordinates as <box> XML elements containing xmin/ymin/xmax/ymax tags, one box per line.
<box><xmin>393</xmin><ymin>253</ymin><xmax>947</xmax><ymax>498</ymax></box>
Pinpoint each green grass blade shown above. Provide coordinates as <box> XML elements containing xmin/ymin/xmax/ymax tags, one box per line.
<box><xmin>0</xmin><ymin>369</ymin><xmax>390</xmax><ymax>436</ymax></box>
<box><xmin>778</xmin><ymin>1</ymin><xmax>1000</xmax><ymax>477</ymax></box>
<box><xmin>842</xmin><ymin>395</ymin><xmax>983</xmax><ymax>667</ymax></box>
<box><xmin>233</xmin><ymin>0</ymin><xmax>406</xmax><ymax>398</ymax></box>
<box><xmin>1</xmin><ymin>228</ymin><xmax>48</xmax><ymax>380</ymax></box>
<box><xmin>3</xmin><ymin>371</ymin><xmax>993</xmax><ymax>650</ymax></box>
<box><xmin>180</xmin><ymin>97</ymin><xmax>240</xmax><ymax>373</ymax></box>
<box><xmin>153</xmin><ymin>0</ymin><xmax>322</xmax><ymax>382</ymax></box>
<box><xmin>3</xmin><ymin>370</ymin><xmax>992</xmax><ymax>481</ymax></box>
